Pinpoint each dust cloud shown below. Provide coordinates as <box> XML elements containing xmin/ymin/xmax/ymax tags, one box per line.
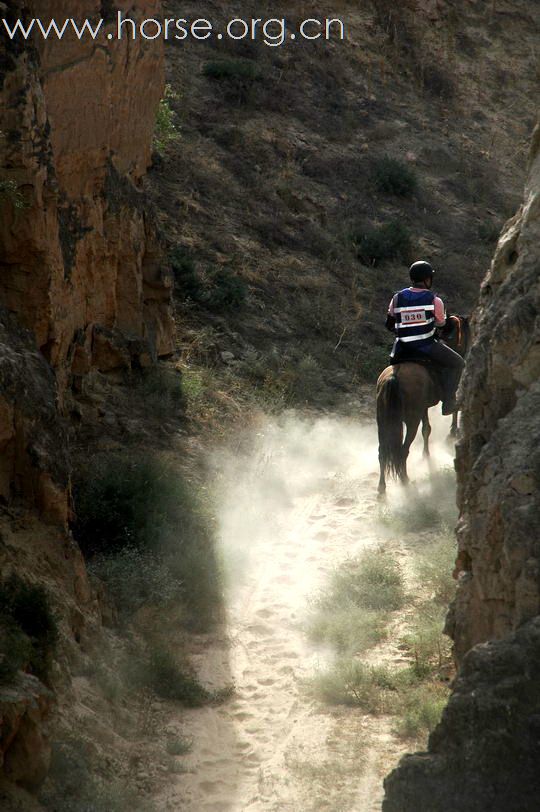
<box><xmin>157</xmin><ymin>409</ymin><xmax>457</xmax><ymax>812</ymax></box>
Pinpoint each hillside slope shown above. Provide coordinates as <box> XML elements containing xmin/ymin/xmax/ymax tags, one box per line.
<box><xmin>150</xmin><ymin>0</ymin><xmax>538</xmax><ymax>403</ymax></box>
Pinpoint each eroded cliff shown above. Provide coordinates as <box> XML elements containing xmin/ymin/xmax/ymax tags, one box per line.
<box><xmin>0</xmin><ymin>0</ymin><xmax>173</xmax><ymax>797</ymax></box>
<box><xmin>383</xmin><ymin>119</ymin><xmax>540</xmax><ymax>811</ymax></box>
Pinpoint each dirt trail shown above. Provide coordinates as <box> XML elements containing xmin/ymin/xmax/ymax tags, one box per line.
<box><xmin>155</xmin><ymin>413</ymin><xmax>454</xmax><ymax>812</ymax></box>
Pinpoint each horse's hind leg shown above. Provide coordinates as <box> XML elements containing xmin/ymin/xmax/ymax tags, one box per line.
<box><xmin>378</xmin><ymin>452</ymin><xmax>386</xmax><ymax>499</ymax></box>
<box><xmin>422</xmin><ymin>411</ymin><xmax>432</xmax><ymax>458</ymax></box>
<box><xmin>401</xmin><ymin>418</ymin><xmax>421</xmax><ymax>485</ymax></box>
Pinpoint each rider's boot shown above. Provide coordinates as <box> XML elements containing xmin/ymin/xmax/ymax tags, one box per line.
<box><xmin>441</xmin><ymin>369</ymin><xmax>460</xmax><ymax>415</ymax></box>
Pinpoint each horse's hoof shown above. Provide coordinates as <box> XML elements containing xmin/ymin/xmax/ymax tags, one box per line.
<box><xmin>377</xmin><ymin>489</ymin><xmax>387</xmax><ymax>501</ymax></box>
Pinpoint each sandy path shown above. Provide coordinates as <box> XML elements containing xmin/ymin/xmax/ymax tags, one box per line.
<box><xmin>155</xmin><ymin>413</ymin><xmax>454</xmax><ymax>812</ymax></box>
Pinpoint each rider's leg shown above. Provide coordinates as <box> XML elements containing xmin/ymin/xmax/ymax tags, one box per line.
<box><xmin>422</xmin><ymin>341</ymin><xmax>465</xmax><ymax>413</ymax></box>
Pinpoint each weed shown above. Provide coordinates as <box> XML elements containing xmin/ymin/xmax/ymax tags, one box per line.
<box><xmin>203</xmin><ymin>59</ymin><xmax>261</xmax><ymax>82</ymax></box>
<box><xmin>72</xmin><ymin>454</ymin><xmax>222</xmax><ymax>630</ymax></box>
<box><xmin>357</xmin><ymin>344</ymin><xmax>390</xmax><ymax>382</ymax></box>
<box><xmin>136</xmin><ymin>366</ymin><xmax>185</xmax><ymax>420</ymax></box>
<box><xmin>166</xmin><ymin>735</ymin><xmax>193</xmax><ymax>756</ymax></box>
<box><xmin>414</xmin><ymin>534</ymin><xmax>456</xmax><ymax>606</ymax></box>
<box><xmin>144</xmin><ymin>647</ymin><xmax>211</xmax><ymax>706</ymax></box>
<box><xmin>0</xmin><ymin>180</ymin><xmax>27</xmax><ymax>210</ymax></box>
<box><xmin>170</xmin><ymin>248</ymin><xmax>247</xmax><ymax>310</ymax></box>
<box><xmin>0</xmin><ymin>575</ymin><xmax>58</xmax><ymax>684</ymax></box>
<box><xmin>307</xmin><ymin>547</ymin><xmax>404</xmax><ymax>656</ymax></box>
<box><xmin>328</xmin><ymin>548</ymin><xmax>406</xmax><ymax>613</ymax></box>
<box><xmin>40</xmin><ymin>738</ymin><xmax>153</xmax><ymax>811</ymax></box>
<box><xmin>154</xmin><ymin>84</ymin><xmax>179</xmax><ymax>154</ymax></box>
<box><xmin>401</xmin><ymin>608</ymin><xmax>451</xmax><ymax>677</ymax></box>
<box><xmin>312</xmin><ymin>660</ymin><xmax>403</xmax><ymax>711</ymax></box>
<box><xmin>89</xmin><ymin>547</ymin><xmax>183</xmax><ymax>619</ymax></box>
<box><xmin>422</xmin><ymin>65</ymin><xmax>455</xmax><ymax>100</ymax></box>
<box><xmin>372</xmin><ymin>156</ymin><xmax>418</xmax><ymax>197</ymax></box>
<box><xmin>355</xmin><ymin>221</ymin><xmax>412</xmax><ymax>266</ymax></box>
<box><xmin>395</xmin><ymin>682</ymin><xmax>448</xmax><ymax>740</ymax></box>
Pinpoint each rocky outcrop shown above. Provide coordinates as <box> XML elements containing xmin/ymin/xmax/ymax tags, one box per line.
<box><xmin>0</xmin><ymin>0</ymin><xmax>174</xmax><ymax>391</ymax></box>
<box><xmin>0</xmin><ymin>675</ymin><xmax>53</xmax><ymax>792</ymax></box>
<box><xmin>383</xmin><ymin>120</ymin><xmax>540</xmax><ymax>810</ymax></box>
<box><xmin>383</xmin><ymin>618</ymin><xmax>540</xmax><ymax>812</ymax></box>
<box><xmin>0</xmin><ymin>307</ymin><xmax>68</xmax><ymax>524</ymax></box>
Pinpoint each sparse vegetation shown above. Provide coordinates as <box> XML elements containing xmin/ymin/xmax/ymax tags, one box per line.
<box><xmin>40</xmin><ymin>738</ymin><xmax>154</xmax><ymax>812</ymax></box>
<box><xmin>203</xmin><ymin>59</ymin><xmax>262</xmax><ymax>103</ymax></box>
<box><xmin>73</xmin><ymin>454</ymin><xmax>222</xmax><ymax>630</ymax></box>
<box><xmin>136</xmin><ymin>366</ymin><xmax>185</xmax><ymax>420</ymax></box>
<box><xmin>0</xmin><ymin>179</ymin><xmax>27</xmax><ymax>210</ymax></box>
<box><xmin>154</xmin><ymin>84</ymin><xmax>179</xmax><ymax>154</ymax></box>
<box><xmin>307</xmin><ymin>547</ymin><xmax>405</xmax><ymax>654</ymax></box>
<box><xmin>478</xmin><ymin>221</ymin><xmax>501</xmax><ymax>244</ymax></box>
<box><xmin>0</xmin><ymin>575</ymin><xmax>58</xmax><ymax>684</ymax></box>
<box><xmin>170</xmin><ymin>247</ymin><xmax>247</xmax><ymax>310</ymax></box>
<box><xmin>372</xmin><ymin>156</ymin><xmax>418</xmax><ymax>197</ymax></box>
<box><xmin>166</xmin><ymin>735</ymin><xmax>193</xmax><ymax>756</ymax></box>
<box><xmin>357</xmin><ymin>344</ymin><xmax>390</xmax><ymax>382</ymax></box>
<box><xmin>355</xmin><ymin>221</ymin><xmax>412</xmax><ymax>266</ymax></box>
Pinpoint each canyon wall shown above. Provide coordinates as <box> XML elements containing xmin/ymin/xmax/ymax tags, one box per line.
<box><xmin>384</xmin><ymin>120</ymin><xmax>540</xmax><ymax>810</ymax></box>
<box><xmin>0</xmin><ymin>0</ymin><xmax>173</xmax><ymax>517</ymax></box>
<box><xmin>0</xmin><ymin>0</ymin><xmax>173</xmax><ymax>794</ymax></box>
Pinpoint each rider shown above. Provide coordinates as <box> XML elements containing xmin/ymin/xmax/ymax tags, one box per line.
<box><xmin>386</xmin><ymin>260</ymin><xmax>465</xmax><ymax>415</ymax></box>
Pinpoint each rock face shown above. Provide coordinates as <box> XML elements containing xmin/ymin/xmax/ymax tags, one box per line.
<box><xmin>0</xmin><ymin>1</ymin><xmax>173</xmax><ymax>793</ymax></box>
<box><xmin>383</xmin><ymin>121</ymin><xmax>540</xmax><ymax>810</ymax></box>
<box><xmin>0</xmin><ymin>0</ymin><xmax>173</xmax><ymax>512</ymax></box>
<box><xmin>383</xmin><ymin>618</ymin><xmax>540</xmax><ymax>812</ymax></box>
<box><xmin>0</xmin><ymin>0</ymin><xmax>173</xmax><ymax>391</ymax></box>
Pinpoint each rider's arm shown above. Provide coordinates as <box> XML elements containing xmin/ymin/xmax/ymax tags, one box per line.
<box><xmin>434</xmin><ymin>296</ymin><xmax>446</xmax><ymax>327</ymax></box>
<box><xmin>386</xmin><ymin>297</ymin><xmax>396</xmax><ymax>332</ymax></box>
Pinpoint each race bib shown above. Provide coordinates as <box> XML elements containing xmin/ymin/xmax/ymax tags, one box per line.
<box><xmin>401</xmin><ymin>309</ymin><xmax>426</xmax><ymax>324</ymax></box>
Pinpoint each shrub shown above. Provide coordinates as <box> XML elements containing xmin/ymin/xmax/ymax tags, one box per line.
<box><xmin>307</xmin><ymin>547</ymin><xmax>404</xmax><ymax>655</ymax></box>
<box><xmin>0</xmin><ymin>180</ymin><xmax>27</xmax><ymax>210</ymax></box>
<box><xmin>312</xmin><ymin>660</ymin><xmax>403</xmax><ymax>710</ymax></box>
<box><xmin>170</xmin><ymin>248</ymin><xmax>247</xmax><ymax>310</ymax></box>
<box><xmin>166</xmin><ymin>735</ymin><xmax>193</xmax><ymax>756</ymax></box>
<box><xmin>395</xmin><ymin>683</ymin><xmax>448</xmax><ymax>740</ymax></box>
<box><xmin>154</xmin><ymin>85</ymin><xmax>179</xmax><ymax>154</ymax></box>
<box><xmin>422</xmin><ymin>65</ymin><xmax>455</xmax><ymax>100</ymax></box>
<box><xmin>40</xmin><ymin>738</ymin><xmax>153</xmax><ymax>812</ymax></box>
<box><xmin>72</xmin><ymin>454</ymin><xmax>222</xmax><ymax>630</ymax></box>
<box><xmin>0</xmin><ymin>575</ymin><xmax>58</xmax><ymax>683</ymax></box>
<box><xmin>136</xmin><ymin>366</ymin><xmax>185</xmax><ymax>420</ymax></box>
<box><xmin>372</xmin><ymin>156</ymin><xmax>418</xmax><ymax>197</ymax></box>
<box><xmin>203</xmin><ymin>59</ymin><xmax>262</xmax><ymax>104</ymax></box>
<box><xmin>401</xmin><ymin>608</ymin><xmax>451</xmax><ymax>677</ymax></box>
<box><xmin>328</xmin><ymin>548</ymin><xmax>406</xmax><ymax>613</ymax></box>
<box><xmin>414</xmin><ymin>534</ymin><xmax>456</xmax><ymax>606</ymax></box>
<box><xmin>355</xmin><ymin>221</ymin><xmax>412</xmax><ymax>266</ymax></box>
<box><xmin>89</xmin><ymin>548</ymin><xmax>184</xmax><ymax>619</ymax></box>
<box><xmin>358</xmin><ymin>344</ymin><xmax>390</xmax><ymax>382</ymax></box>
<box><xmin>144</xmin><ymin>647</ymin><xmax>211</xmax><ymax>706</ymax></box>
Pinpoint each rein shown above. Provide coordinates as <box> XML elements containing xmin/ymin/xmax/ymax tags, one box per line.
<box><xmin>449</xmin><ymin>315</ymin><xmax>464</xmax><ymax>352</ymax></box>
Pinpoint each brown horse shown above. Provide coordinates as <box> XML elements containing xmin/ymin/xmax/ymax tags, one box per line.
<box><xmin>376</xmin><ymin>316</ymin><xmax>470</xmax><ymax>496</ymax></box>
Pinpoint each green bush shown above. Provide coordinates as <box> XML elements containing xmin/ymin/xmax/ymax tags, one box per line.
<box><xmin>72</xmin><ymin>454</ymin><xmax>222</xmax><ymax>630</ymax></box>
<box><xmin>40</xmin><ymin>738</ymin><xmax>153</xmax><ymax>812</ymax></box>
<box><xmin>358</xmin><ymin>344</ymin><xmax>390</xmax><ymax>381</ymax></box>
<box><xmin>136</xmin><ymin>366</ymin><xmax>185</xmax><ymax>420</ymax></box>
<box><xmin>355</xmin><ymin>221</ymin><xmax>412</xmax><ymax>266</ymax></box>
<box><xmin>170</xmin><ymin>248</ymin><xmax>247</xmax><ymax>310</ymax></box>
<box><xmin>154</xmin><ymin>84</ymin><xmax>179</xmax><ymax>154</ymax></box>
<box><xmin>203</xmin><ymin>59</ymin><xmax>261</xmax><ymax>81</ymax></box>
<box><xmin>328</xmin><ymin>548</ymin><xmax>406</xmax><ymax>613</ymax></box>
<box><xmin>395</xmin><ymin>683</ymin><xmax>448</xmax><ymax>740</ymax></box>
<box><xmin>372</xmin><ymin>156</ymin><xmax>418</xmax><ymax>197</ymax></box>
<box><xmin>401</xmin><ymin>608</ymin><xmax>451</xmax><ymax>677</ymax></box>
<box><xmin>312</xmin><ymin>660</ymin><xmax>403</xmax><ymax>710</ymax></box>
<box><xmin>307</xmin><ymin>547</ymin><xmax>404</xmax><ymax>655</ymax></box>
<box><xmin>0</xmin><ymin>180</ymin><xmax>27</xmax><ymax>210</ymax></box>
<box><xmin>0</xmin><ymin>575</ymin><xmax>58</xmax><ymax>684</ymax></box>
<box><xmin>144</xmin><ymin>647</ymin><xmax>211</xmax><ymax>706</ymax></box>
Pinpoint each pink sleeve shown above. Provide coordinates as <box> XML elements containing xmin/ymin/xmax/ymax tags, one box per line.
<box><xmin>434</xmin><ymin>297</ymin><xmax>446</xmax><ymax>326</ymax></box>
<box><xmin>388</xmin><ymin>296</ymin><xmax>395</xmax><ymax>316</ymax></box>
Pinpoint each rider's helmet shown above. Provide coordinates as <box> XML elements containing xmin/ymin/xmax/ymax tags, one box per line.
<box><xmin>409</xmin><ymin>260</ymin><xmax>435</xmax><ymax>283</ymax></box>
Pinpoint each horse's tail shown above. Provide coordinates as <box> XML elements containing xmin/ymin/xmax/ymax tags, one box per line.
<box><xmin>377</xmin><ymin>372</ymin><xmax>403</xmax><ymax>480</ymax></box>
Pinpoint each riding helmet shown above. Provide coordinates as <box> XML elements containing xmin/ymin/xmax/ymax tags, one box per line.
<box><xmin>409</xmin><ymin>260</ymin><xmax>435</xmax><ymax>283</ymax></box>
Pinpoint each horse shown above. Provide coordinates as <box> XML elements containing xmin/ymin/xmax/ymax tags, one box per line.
<box><xmin>376</xmin><ymin>315</ymin><xmax>470</xmax><ymax>496</ymax></box>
